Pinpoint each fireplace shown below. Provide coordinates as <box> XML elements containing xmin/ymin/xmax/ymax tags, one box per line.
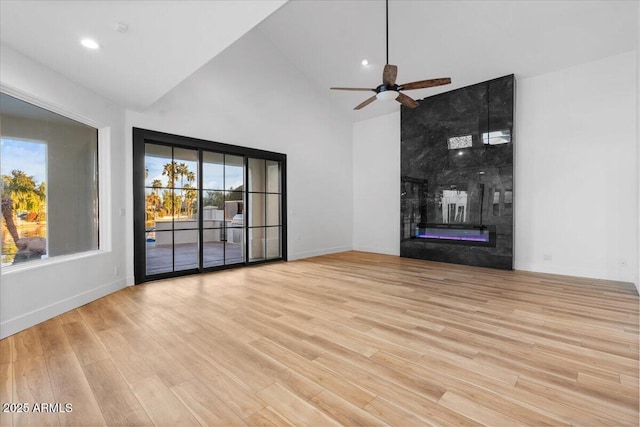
<box><xmin>400</xmin><ymin>74</ymin><xmax>514</xmax><ymax>270</ymax></box>
<box><xmin>414</xmin><ymin>224</ymin><xmax>496</xmax><ymax>247</ymax></box>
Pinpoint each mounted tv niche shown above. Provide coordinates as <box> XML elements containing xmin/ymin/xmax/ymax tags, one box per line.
<box><xmin>400</xmin><ymin>74</ymin><xmax>514</xmax><ymax>270</ymax></box>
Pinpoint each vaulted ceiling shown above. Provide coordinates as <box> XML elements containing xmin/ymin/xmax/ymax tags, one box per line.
<box><xmin>0</xmin><ymin>0</ymin><xmax>286</xmax><ymax>110</ymax></box>
<box><xmin>257</xmin><ymin>0</ymin><xmax>638</xmax><ymax>121</ymax></box>
<box><xmin>1</xmin><ymin>0</ymin><xmax>637</xmax><ymax>121</ymax></box>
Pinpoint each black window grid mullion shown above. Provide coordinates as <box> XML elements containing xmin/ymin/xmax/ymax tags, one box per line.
<box><xmin>244</xmin><ymin>156</ymin><xmax>249</xmax><ymax>264</ymax></box>
<box><xmin>171</xmin><ymin>147</ymin><xmax>175</xmax><ymax>273</ymax></box>
<box><xmin>223</xmin><ymin>154</ymin><xmax>226</xmax><ymax>264</ymax></box>
<box><xmin>135</xmin><ymin>128</ymin><xmax>286</xmax><ymax>284</ymax></box>
<box><xmin>262</xmin><ymin>160</ymin><xmax>266</xmax><ymax>260</ymax></box>
<box><xmin>198</xmin><ymin>149</ymin><xmax>203</xmax><ymax>272</ymax></box>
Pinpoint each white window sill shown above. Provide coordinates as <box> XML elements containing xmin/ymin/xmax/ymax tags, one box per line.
<box><xmin>1</xmin><ymin>249</ymin><xmax>108</xmax><ymax>275</ymax></box>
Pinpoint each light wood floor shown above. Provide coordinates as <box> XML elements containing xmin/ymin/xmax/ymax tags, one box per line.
<box><xmin>1</xmin><ymin>251</ymin><xmax>638</xmax><ymax>426</ymax></box>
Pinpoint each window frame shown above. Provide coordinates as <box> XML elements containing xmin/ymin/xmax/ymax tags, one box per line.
<box><xmin>133</xmin><ymin>127</ymin><xmax>287</xmax><ymax>284</ymax></box>
<box><xmin>0</xmin><ymin>85</ymin><xmax>109</xmax><ymax>273</ymax></box>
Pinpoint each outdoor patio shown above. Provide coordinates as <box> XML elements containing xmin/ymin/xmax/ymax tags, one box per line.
<box><xmin>145</xmin><ymin>241</ymin><xmax>244</xmax><ymax>275</ymax></box>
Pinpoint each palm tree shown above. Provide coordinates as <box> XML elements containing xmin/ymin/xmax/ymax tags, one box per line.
<box><xmin>186</xmin><ymin>170</ymin><xmax>195</xmax><ymax>185</ymax></box>
<box><xmin>162</xmin><ymin>189</ymin><xmax>181</xmax><ymax>217</ymax></box>
<box><xmin>162</xmin><ymin>161</ymin><xmax>178</xmax><ymax>188</ymax></box>
<box><xmin>176</xmin><ymin>162</ymin><xmax>187</xmax><ymax>189</ymax></box>
<box><xmin>145</xmin><ymin>192</ymin><xmax>162</xmax><ymax>222</ymax></box>
<box><xmin>1</xmin><ymin>170</ymin><xmax>46</xmax><ymax>245</ymax></box>
<box><xmin>151</xmin><ymin>179</ymin><xmax>162</xmax><ymax>194</ymax></box>
<box><xmin>183</xmin><ymin>184</ymin><xmax>198</xmax><ymax>218</ymax></box>
<box><xmin>175</xmin><ymin>162</ymin><xmax>196</xmax><ymax>189</ymax></box>
<box><xmin>162</xmin><ymin>162</ymin><xmax>197</xmax><ymax>218</ymax></box>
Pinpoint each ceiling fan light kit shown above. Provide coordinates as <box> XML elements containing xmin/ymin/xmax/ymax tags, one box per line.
<box><xmin>376</xmin><ymin>90</ymin><xmax>399</xmax><ymax>101</ymax></box>
<box><xmin>330</xmin><ymin>0</ymin><xmax>451</xmax><ymax>110</ymax></box>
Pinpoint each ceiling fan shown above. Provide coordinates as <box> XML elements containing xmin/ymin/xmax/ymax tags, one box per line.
<box><xmin>330</xmin><ymin>0</ymin><xmax>451</xmax><ymax>110</ymax></box>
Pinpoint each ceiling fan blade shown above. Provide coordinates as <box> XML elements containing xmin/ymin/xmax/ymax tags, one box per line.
<box><xmin>400</xmin><ymin>78</ymin><xmax>451</xmax><ymax>91</ymax></box>
<box><xmin>382</xmin><ymin>64</ymin><xmax>398</xmax><ymax>86</ymax></box>
<box><xmin>396</xmin><ymin>92</ymin><xmax>419</xmax><ymax>109</ymax></box>
<box><xmin>354</xmin><ymin>95</ymin><xmax>377</xmax><ymax>110</ymax></box>
<box><xmin>330</xmin><ymin>87</ymin><xmax>376</xmax><ymax>91</ymax></box>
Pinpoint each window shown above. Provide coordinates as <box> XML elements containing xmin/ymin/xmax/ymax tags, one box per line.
<box><xmin>133</xmin><ymin>128</ymin><xmax>286</xmax><ymax>284</ymax></box>
<box><xmin>248</xmin><ymin>158</ymin><xmax>283</xmax><ymax>261</ymax></box>
<box><xmin>1</xmin><ymin>93</ymin><xmax>99</xmax><ymax>268</ymax></box>
<box><xmin>201</xmin><ymin>152</ymin><xmax>245</xmax><ymax>268</ymax></box>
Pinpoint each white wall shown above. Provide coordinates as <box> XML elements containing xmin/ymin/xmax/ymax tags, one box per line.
<box><xmin>352</xmin><ymin>51</ymin><xmax>639</xmax><ymax>288</ymax></box>
<box><xmin>125</xmin><ymin>30</ymin><xmax>353</xmax><ymax>270</ymax></box>
<box><xmin>0</xmin><ymin>44</ymin><xmax>128</xmax><ymax>338</ymax></box>
<box><xmin>636</xmin><ymin>4</ymin><xmax>640</xmax><ymax>293</ymax></box>
<box><xmin>353</xmin><ymin>112</ymin><xmax>401</xmax><ymax>255</ymax></box>
<box><xmin>515</xmin><ymin>51</ymin><xmax>638</xmax><ymax>286</ymax></box>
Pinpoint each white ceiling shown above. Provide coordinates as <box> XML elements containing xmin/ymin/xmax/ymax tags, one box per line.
<box><xmin>257</xmin><ymin>0</ymin><xmax>639</xmax><ymax>121</ymax></box>
<box><xmin>0</xmin><ymin>0</ymin><xmax>637</xmax><ymax>121</ymax></box>
<box><xmin>0</xmin><ymin>0</ymin><xmax>286</xmax><ymax>110</ymax></box>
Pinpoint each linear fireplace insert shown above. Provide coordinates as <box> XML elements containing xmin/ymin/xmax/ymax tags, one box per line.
<box><xmin>414</xmin><ymin>224</ymin><xmax>496</xmax><ymax>247</ymax></box>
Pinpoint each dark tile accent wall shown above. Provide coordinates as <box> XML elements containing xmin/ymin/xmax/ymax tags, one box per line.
<box><xmin>400</xmin><ymin>75</ymin><xmax>514</xmax><ymax>269</ymax></box>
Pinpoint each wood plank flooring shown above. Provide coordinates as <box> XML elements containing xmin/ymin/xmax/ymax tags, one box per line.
<box><xmin>0</xmin><ymin>251</ymin><xmax>638</xmax><ymax>426</ymax></box>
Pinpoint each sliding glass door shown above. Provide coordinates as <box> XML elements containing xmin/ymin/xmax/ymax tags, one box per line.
<box><xmin>134</xmin><ymin>128</ymin><xmax>286</xmax><ymax>284</ymax></box>
<box><xmin>201</xmin><ymin>152</ymin><xmax>245</xmax><ymax>268</ymax></box>
<box><xmin>144</xmin><ymin>144</ymin><xmax>200</xmax><ymax>275</ymax></box>
<box><xmin>248</xmin><ymin>158</ymin><xmax>283</xmax><ymax>261</ymax></box>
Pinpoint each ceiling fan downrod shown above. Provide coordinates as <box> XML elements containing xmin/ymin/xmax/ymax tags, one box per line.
<box><xmin>386</xmin><ymin>0</ymin><xmax>389</xmax><ymax>65</ymax></box>
<box><xmin>329</xmin><ymin>0</ymin><xmax>452</xmax><ymax>110</ymax></box>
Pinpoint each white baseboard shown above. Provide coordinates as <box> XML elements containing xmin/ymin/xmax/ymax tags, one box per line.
<box><xmin>515</xmin><ymin>261</ymin><xmax>638</xmax><ymax>291</ymax></box>
<box><xmin>0</xmin><ymin>279</ymin><xmax>127</xmax><ymax>339</ymax></box>
<box><xmin>288</xmin><ymin>246</ymin><xmax>352</xmax><ymax>261</ymax></box>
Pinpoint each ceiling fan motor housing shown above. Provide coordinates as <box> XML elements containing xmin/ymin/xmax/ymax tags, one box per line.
<box><xmin>376</xmin><ymin>84</ymin><xmax>401</xmax><ymax>94</ymax></box>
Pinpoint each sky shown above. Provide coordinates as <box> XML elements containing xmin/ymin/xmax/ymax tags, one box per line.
<box><xmin>145</xmin><ymin>154</ymin><xmax>243</xmax><ymax>190</ymax></box>
<box><xmin>1</xmin><ymin>138</ymin><xmax>47</xmax><ymax>184</ymax></box>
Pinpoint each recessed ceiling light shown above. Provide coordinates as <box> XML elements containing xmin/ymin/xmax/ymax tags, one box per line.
<box><xmin>361</xmin><ymin>59</ymin><xmax>369</xmax><ymax>66</ymax></box>
<box><xmin>458</xmin><ymin>152</ymin><xmax>464</xmax><ymax>156</ymax></box>
<box><xmin>81</xmin><ymin>38</ymin><xmax>100</xmax><ymax>50</ymax></box>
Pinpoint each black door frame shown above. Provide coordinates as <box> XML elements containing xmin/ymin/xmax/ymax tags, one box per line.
<box><xmin>133</xmin><ymin>127</ymin><xmax>287</xmax><ymax>284</ymax></box>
